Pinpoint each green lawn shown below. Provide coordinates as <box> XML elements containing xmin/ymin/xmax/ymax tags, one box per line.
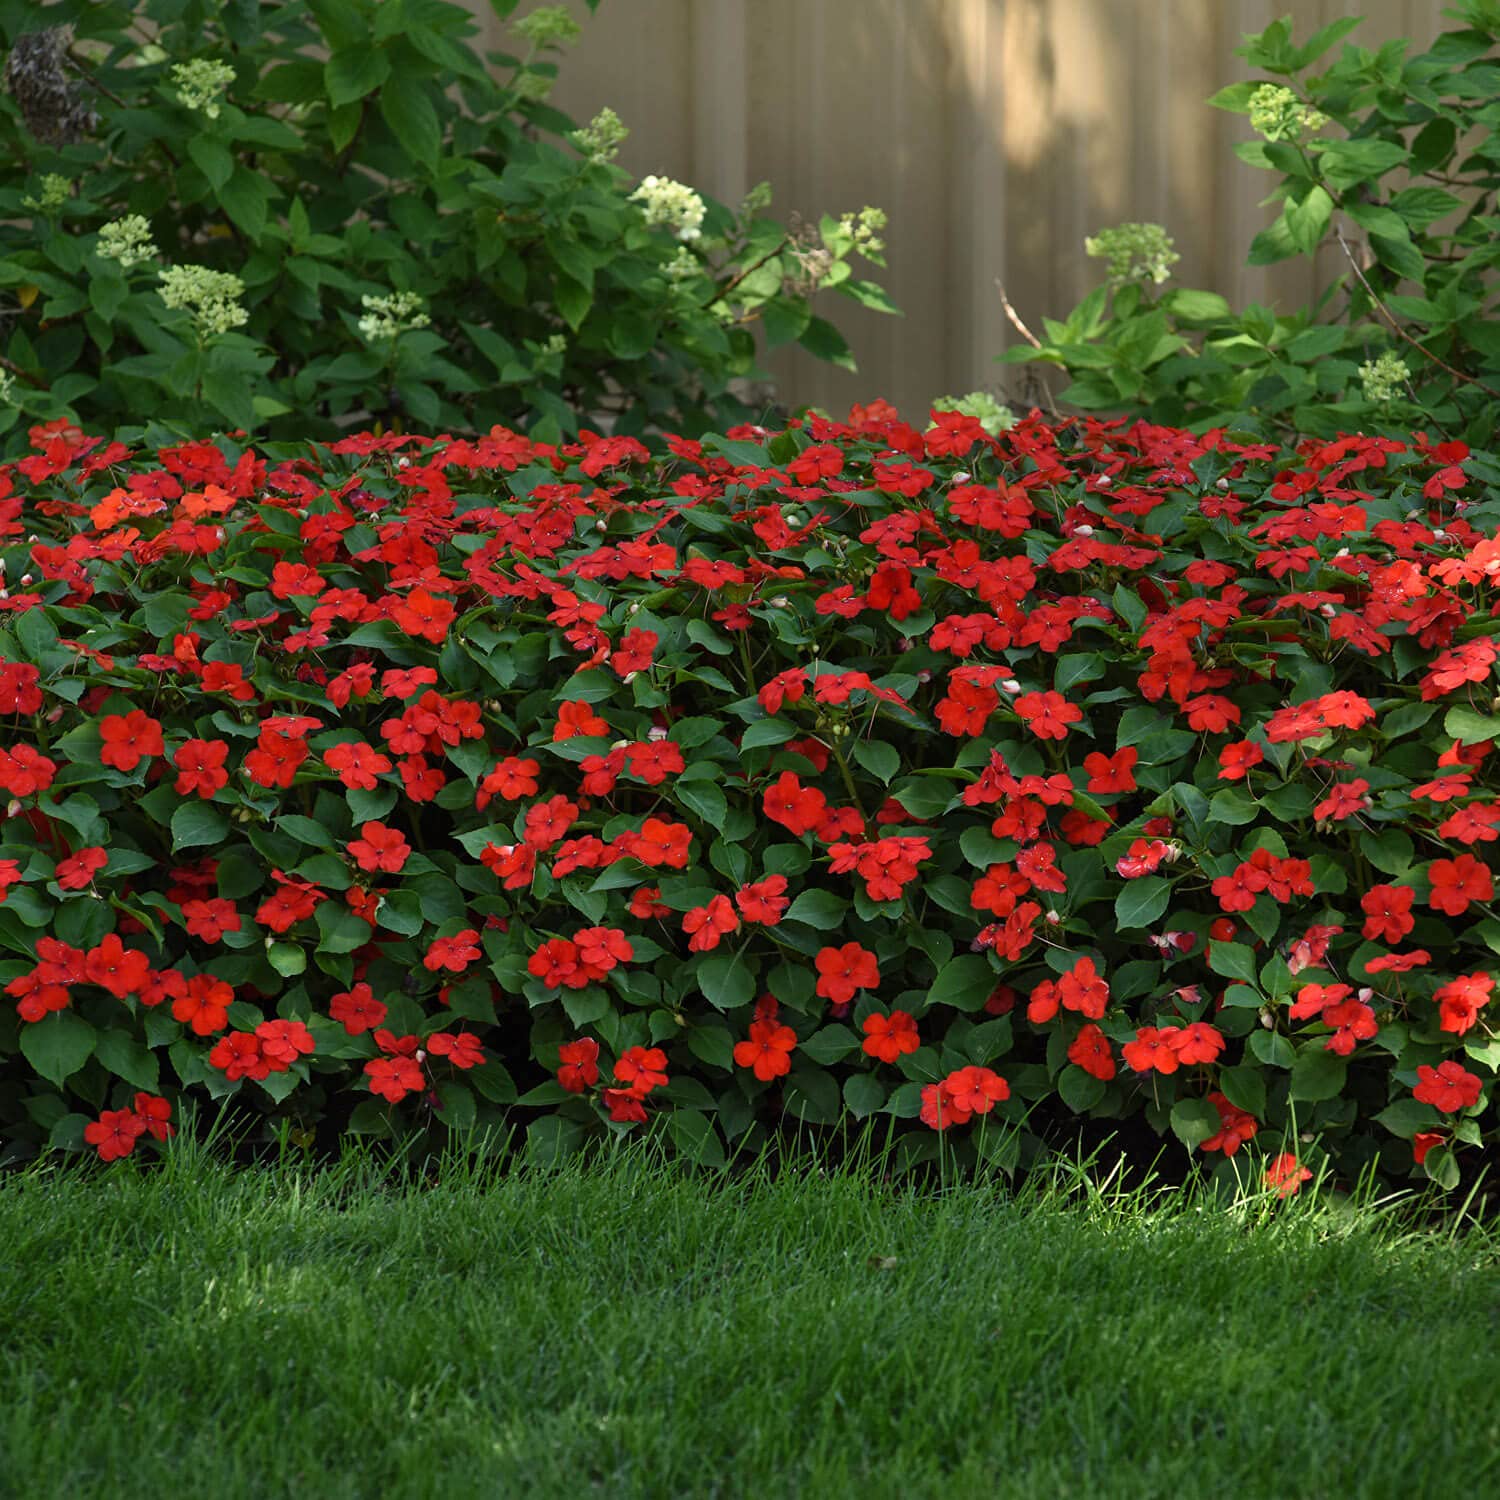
<box><xmin>2</xmin><ymin>1137</ymin><xmax>1497</xmax><ymax>1500</ymax></box>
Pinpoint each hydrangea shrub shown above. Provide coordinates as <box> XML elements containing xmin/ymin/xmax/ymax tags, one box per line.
<box><xmin>0</xmin><ymin>403</ymin><xmax>1496</xmax><ymax>1192</ymax></box>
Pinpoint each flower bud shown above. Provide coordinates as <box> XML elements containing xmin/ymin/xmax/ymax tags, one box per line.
<box><xmin>1045</xmin><ymin>909</ymin><xmax>1061</xmax><ymax>924</ymax></box>
<box><xmin>1216</xmin><ymin>478</ymin><xmax>1229</xmax><ymax>490</ymax></box>
<box><xmin>6</xmin><ymin>799</ymin><xmax>21</xmax><ymax>819</ymax></box>
<box><xmin>770</xmin><ymin>596</ymin><xmax>789</xmax><ymax>608</ymax></box>
<box><xmin>1073</xmin><ymin>524</ymin><xmax>1093</xmax><ymax>537</ymax></box>
<box><xmin>1000</xmin><ymin>678</ymin><xmax>1021</xmax><ymax>694</ymax></box>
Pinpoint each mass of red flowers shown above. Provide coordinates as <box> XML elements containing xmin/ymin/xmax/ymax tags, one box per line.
<box><xmin>2</xmin><ymin>407</ymin><xmax>1495</xmax><ymax>1193</ymax></box>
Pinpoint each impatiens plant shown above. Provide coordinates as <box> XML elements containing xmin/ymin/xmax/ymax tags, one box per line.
<box><xmin>0</xmin><ymin>399</ymin><xmax>1497</xmax><ymax>1194</ymax></box>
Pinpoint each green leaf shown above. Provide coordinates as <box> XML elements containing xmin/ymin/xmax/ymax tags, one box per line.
<box><xmin>217</xmin><ymin>167</ymin><xmax>271</xmax><ymax>242</ymax></box>
<box><xmin>1057</xmin><ymin>1064</ymin><xmax>1106</xmax><ymax>1114</ymax></box>
<box><xmin>1169</xmin><ymin>1096</ymin><xmax>1221</xmax><ymax>1151</ymax></box>
<box><xmin>843</xmin><ymin>1072</ymin><xmax>886</xmax><ymax>1119</ymax></box>
<box><xmin>1444</xmin><ymin>706</ymin><xmax>1499</xmax><ymax>746</ymax></box>
<box><xmin>1286</xmin><ymin>186</ymin><xmax>1333</xmax><ymax>255</ymax></box>
<box><xmin>267</xmin><ymin>942</ymin><xmax>307</xmax><ymax>977</ymax></box>
<box><xmin>325</xmin><ymin>45</ymin><xmax>391</xmax><ymax>109</ymax></box>
<box><xmin>693</xmin><ymin>951</ymin><xmax>756</xmax><ymax>1012</ymax></box>
<box><xmin>666</xmin><ymin>1108</ymin><xmax>724</xmax><ymax>1167</ymax></box>
<box><xmin>172</xmin><ymin>802</ymin><xmax>229</xmax><ymax>851</ymax></box>
<box><xmin>379</xmin><ymin>73</ymin><xmax>441</xmax><ymax>168</ymax></box>
<box><xmin>740</xmin><ymin>719</ymin><xmax>797</xmax><ymax>751</ymax></box>
<box><xmin>19</xmin><ymin>1011</ymin><xmax>96</xmax><ymax>1087</ymax></box>
<box><xmin>1208</xmin><ymin>942</ymin><xmax>1259</xmax><ymax>985</ymax></box>
<box><xmin>925</xmin><ymin>954</ymin><xmax>995</xmax><ymax>1013</ymax></box>
<box><xmin>1114</xmin><ymin>877</ymin><xmax>1170</xmax><ymax>931</ymax></box>
<box><xmin>783</xmin><ymin>889</ymin><xmax>848</xmax><ymax>930</ymax></box>
<box><xmin>1249</xmin><ymin>1030</ymin><xmax>1296</xmax><ymax>1069</ymax></box>
<box><xmin>1289</xmin><ymin>1046</ymin><xmax>1346</xmax><ymax>1102</ymax></box>
<box><xmin>1217</xmin><ymin>1063</ymin><xmax>1266</xmax><ymax>1119</ymax></box>
<box><xmin>1421</xmin><ymin>1143</ymin><xmax>1461</xmax><ymax>1191</ymax></box>
<box><xmin>675</xmin><ymin>777</ymin><xmax>727</xmax><ymax>827</ymax></box>
<box><xmin>799</xmin><ymin>1024</ymin><xmax>859</xmax><ymax>1065</ymax></box>
<box><xmin>798</xmin><ymin>315</ymin><xmax>856</xmax><ymax>372</ymax></box>
<box><xmin>188</xmin><ymin>136</ymin><xmax>235</xmax><ymax>191</ymax></box>
<box><xmin>851</xmin><ymin>739</ymin><xmax>900</xmax><ymax>784</ymax></box>
<box><xmin>94</xmin><ymin>1028</ymin><xmax>160</xmax><ymax>1092</ymax></box>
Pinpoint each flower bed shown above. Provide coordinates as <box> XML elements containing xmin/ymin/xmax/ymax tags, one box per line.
<box><xmin>0</xmin><ymin>405</ymin><xmax>1495</xmax><ymax>1191</ymax></box>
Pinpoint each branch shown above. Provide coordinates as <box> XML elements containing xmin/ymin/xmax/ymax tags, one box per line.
<box><xmin>1334</xmin><ymin>226</ymin><xmax>1500</xmax><ymax>402</ymax></box>
<box><xmin>995</xmin><ymin>279</ymin><xmax>1042</xmax><ymax>348</ymax></box>
<box><xmin>0</xmin><ymin>354</ymin><xmax>48</xmax><ymax>390</ymax></box>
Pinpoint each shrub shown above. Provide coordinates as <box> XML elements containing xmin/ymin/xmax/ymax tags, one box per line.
<box><xmin>0</xmin><ymin>0</ymin><xmax>895</xmax><ymax>452</ymax></box>
<box><xmin>0</xmin><ymin>403</ymin><xmax>1497</xmax><ymax>1194</ymax></box>
<box><xmin>1001</xmin><ymin>5</ymin><xmax>1500</xmax><ymax>442</ymax></box>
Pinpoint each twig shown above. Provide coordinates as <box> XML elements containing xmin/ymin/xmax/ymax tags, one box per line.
<box><xmin>1334</xmin><ymin>226</ymin><xmax>1500</xmax><ymax>402</ymax></box>
<box><xmin>706</xmin><ymin>237</ymin><xmax>791</xmax><ymax>311</ymax></box>
<box><xmin>995</xmin><ymin>279</ymin><xmax>1043</xmax><ymax>349</ymax></box>
<box><xmin>0</xmin><ymin>354</ymin><xmax>48</xmax><ymax>390</ymax></box>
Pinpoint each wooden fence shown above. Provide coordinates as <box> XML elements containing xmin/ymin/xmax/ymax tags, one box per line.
<box><xmin>470</xmin><ymin>0</ymin><xmax>1450</xmax><ymax>420</ymax></box>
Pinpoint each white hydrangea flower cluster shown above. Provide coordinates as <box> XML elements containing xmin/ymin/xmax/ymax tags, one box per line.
<box><xmin>1084</xmin><ymin>222</ymin><xmax>1180</xmax><ymax>286</ymax></box>
<box><xmin>1248</xmin><ymin>83</ymin><xmax>1327</xmax><ymax>143</ymax></box>
<box><xmin>838</xmin><ymin>205</ymin><xmax>887</xmax><ymax>258</ymax></box>
<box><xmin>1359</xmin><ymin>350</ymin><xmax>1410</xmax><ymax>404</ymax></box>
<box><xmin>931</xmin><ymin>391</ymin><xmax>1016</xmax><ymax>436</ymax></box>
<box><xmin>662</xmin><ymin>246</ymin><xmax>701</xmax><ymax>283</ymax></box>
<box><xmin>0</xmin><ymin>368</ymin><xmax>14</xmax><ymax>404</ymax></box>
<box><xmin>22</xmin><ymin>174</ymin><xmax>71</xmax><ymax>214</ymax></box>
<box><xmin>156</xmin><ymin>264</ymin><xmax>248</xmax><ymax>339</ymax></box>
<box><xmin>171</xmin><ymin>58</ymin><xmax>237</xmax><ymax>120</ymax></box>
<box><xmin>569</xmin><ymin>106</ymin><xmax>628</xmax><ymax>165</ymax></box>
<box><xmin>513</xmin><ymin>6</ymin><xmax>581</xmax><ymax>47</ymax></box>
<box><xmin>357</xmin><ymin>290</ymin><xmax>431</xmax><ymax>344</ymax></box>
<box><xmin>630</xmin><ymin>175</ymin><xmax>706</xmax><ymax>243</ymax></box>
<box><xmin>96</xmin><ymin>214</ymin><xmax>158</xmax><ymax>269</ymax></box>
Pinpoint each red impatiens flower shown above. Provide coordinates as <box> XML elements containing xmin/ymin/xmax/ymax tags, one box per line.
<box><xmin>173</xmin><ymin>737</ymin><xmax>230</xmax><ymax>798</ymax></box>
<box><xmin>99</xmin><ymin>709</ymin><xmax>164</xmax><ymax>771</ymax></box>
<box><xmin>1434</xmin><ymin>973</ymin><xmax>1492</xmax><ymax>1036</ymax></box>
<box><xmin>84</xmin><ymin>934</ymin><xmax>151</xmax><ymax>999</ymax></box>
<box><xmin>1167</xmin><ymin>1021</ymin><xmax>1225</xmax><ymax>1067</ymax></box>
<box><xmin>1264</xmin><ymin>1152</ymin><xmax>1313</xmax><ymax>1197</ymax></box>
<box><xmin>323</xmin><ymin>739</ymin><xmax>392</xmax><ymax>790</ymax></box>
<box><xmin>763</xmin><ymin>771</ymin><xmax>829</xmax><ymax>837</ymax></box>
<box><xmin>172</xmin><ymin>973</ymin><xmax>234</xmax><ymax>1035</ymax></box>
<box><xmin>208</xmin><ymin>1031</ymin><xmax>272</xmax><ymax>1082</ymax></box>
<box><xmin>55</xmin><ymin>846</ymin><xmax>107</xmax><ymax>890</ymax></box>
<box><xmin>861</xmin><ymin>1009</ymin><xmax>920</xmax><ymax>1063</ymax></box>
<box><xmin>424</xmin><ymin>930</ymin><xmax>481</xmax><ymax>973</ymax></box>
<box><xmin>553</xmin><ymin>699</ymin><xmax>608</xmax><ymax>741</ymax></box>
<box><xmin>346</xmin><ymin>821</ymin><xmax>411</xmax><ymax>874</ymax></box>
<box><xmin>920</xmin><ymin>1066</ymin><xmax>1009</xmax><ymax>1129</ymax></box>
<box><xmin>1427</xmin><ymin>853</ymin><xmax>1493</xmax><ymax>916</ymax></box>
<box><xmin>1014</xmin><ymin>690</ymin><xmax>1082</xmax><ymax>741</ymax></box>
<box><xmin>1360</xmin><ymin>883</ymin><xmax>1414</xmax><ymax>944</ymax></box>
<box><xmin>1199</xmin><ymin>1093</ymin><xmax>1258</xmax><ymax>1157</ymax></box>
<box><xmin>255</xmin><ymin>1018</ymin><xmax>316</xmax><ymax>1066</ymax></box>
<box><xmin>83</xmin><ymin>1107</ymin><xmax>148</xmax><ymax>1162</ymax></box>
<box><xmin>1121</xmin><ymin>1027</ymin><xmax>1180</xmax><ymax>1075</ymax></box>
<box><xmin>476</xmin><ymin>755</ymin><xmax>540</xmax><ymax>808</ymax></box>
<box><xmin>814</xmin><ymin>942</ymin><xmax>880</xmax><ymax>1006</ymax></box>
<box><xmin>180</xmin><ymin>897</ymin><xmax>241</xmax><ymax>943</ymax></box>
<box><xmin>733</xmin><ymin>1018</ymin><xmax>797</xmax><ymax>1081</ymax></box>
<box><xmin>1413</xmin><ymin>1060</ymin><xmax>1484</xmax><ymax>1112</ymax></box>
<box><xmin>734</xmin><ymin>875</ymin><xmax>789</xmax><ymax>925</ymax></box>
<box><xmin>427</xmin><ymin>1032</ymin><xmax>485</xmax><ymax>1070</ymax></box>
<box><xmin>132</xmin><ymin>1092</ymin><xmax>174</xmax><ymax>1142</ymax></box>
<box><xmin>614</xmin><ymin>1045</ymin><xmax>668</xmax><ymax>1097</ymax></box>
<box><xmin>364</xmin><ymin>1055</ymin><xmax>425</xmax><ymax>1103</ymax></box>
<box><xmin>1057</xmin><ymin>956</ymin><xmax>1109</xmax><ymax>1019</ymax></box>
<box><xmin>0</xmin><ymin>743</ymin><xmax>57</xmax><ymax>796</ymax></box>
<box><xmin>1067</xmin><ymin>1023</ymin><xmax>1116</xmax><ymax>1081</ymax></box>
<box><xmin>557</xmin><ymin>1037</ymin><xmax>601</xmax><ymax>1093</ymax></box>
<box><xmin>1083</xmin><ymin>746</ymin><xmax>1137</xmax><ymax>794</ymax></box>
<box><xmin>683</xmin><ymin>894</ymin><xmax>739</xmax><ymax>952</ymax></box>
<box><xmin>329</xmin><ymin>982</ymin><xmax>387</xmax><ymax>1036</ymax></box>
